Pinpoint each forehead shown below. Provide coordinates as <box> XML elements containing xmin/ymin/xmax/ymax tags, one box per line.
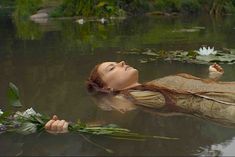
<box><xmin>98</xmin><ymin>62</ymin><xmax>116</xmax><ymax>73</ymax></box>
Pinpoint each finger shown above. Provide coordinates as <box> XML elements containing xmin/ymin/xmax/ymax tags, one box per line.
<box><xmin>52</xmin><ymin>115</ymin><xmax>58</xmax><ymax>120</ymax></box>
<box><xmin>215</xmin><ymin>64</ymin><xmax>221</xmax><ymax>69</ymax></box>
<box><xmin>62</xmin><ymin>122</ymin><xmax>69</xmax><ymax>133</ymax></box>
<box><xmin>51</xmin><ymin>120</ymin><xmax>60</xmax><ymax>131</ymax></box>
<box><xmin>215</xmin><ymin>65</ymin><xmax>223</xmax><ymax>72</ymax></box>
<box><xmin>45</xmin><ymin>120</ymin><xmax>55</xmax><ymax>130</ymax></box>
<box><xmin>57</xmin><ymin>120</ymin><xmax>65</xmax><ymax>131</ymax></box>
<box><xmin>209</xmin><ymin>65</ymin><xmax>217</xmax><ymax>72</ymax></box>
<box><xmin>215</xmin><ymin>64</ymin><xmax>222</xmax><ymax>70</ymax></box>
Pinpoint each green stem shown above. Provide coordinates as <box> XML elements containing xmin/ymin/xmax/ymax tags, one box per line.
<box><xmin>79</xmin><ymin>134</ymin><xmax>113</xmax><ymax>154</ymax></box>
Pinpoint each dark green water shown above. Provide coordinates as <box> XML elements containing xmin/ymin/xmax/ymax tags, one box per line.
<box><xmin>0</xmin><ymin>9</ymin><xmax>235</xmax><ymax>155</ymax></box>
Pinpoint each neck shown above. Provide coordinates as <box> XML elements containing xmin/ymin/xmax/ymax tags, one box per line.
<box><xmin>122</xmin><ymin>82</ymin><xmax>141</xmax><ymax>90</ymax></box>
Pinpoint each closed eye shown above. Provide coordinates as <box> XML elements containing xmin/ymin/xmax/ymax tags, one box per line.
<box><xmin>109</xmin><ymin>66</ymin><xmax>115</xmax><ymax>71</ymax></box>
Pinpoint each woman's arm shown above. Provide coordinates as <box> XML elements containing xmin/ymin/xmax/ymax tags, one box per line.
<box><xmin>44</xmin><ymin>115</ymin><xmax>69</xmax><ymax>134</ymax></box>
<box><xmin>208</xmin><ymin>63</ymin><xmax>224</xmax><ymax>81</ymax></box>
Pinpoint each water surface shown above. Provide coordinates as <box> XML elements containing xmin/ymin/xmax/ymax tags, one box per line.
<box><xmin>0</xmin><ymin>10</ymin><xmax>235</xmax><ymax>156</ymax></box>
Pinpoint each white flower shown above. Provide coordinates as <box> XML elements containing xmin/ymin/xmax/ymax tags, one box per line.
<box><xmin>0</xmin><ymin>109</ymin><xmax>3</xmax><ymax>116</ymax></box>
<box><xmin>110</xmin><ymin>16</ymin><xmax>115</xmax><ymax>20</ymax></box>
<box><xmin>22</xmin><ymin>108</ymin><xmax>41</xmax><ymax>118</ymax></box>
<box><xmin>14</xmin><ymin>108</ymin><xmax>41</xmax><ymax>119</ymax></box>
<box><xmin>77</xmin><ymin>19</ymin><xmax>84</xmax><ymax>24</ymax></box>
<box><xmin>14</xmin><ymin>111</ymin><xmax>23</xmax><ymax>119</ymax></box>
<box><xmin>100</xmin><ymin>18</ymin><xmax>106</xmax><ymax>24</ymax></box>
<box><xmin>196</xmin><ymin>46</ymin><xmax>217</xmax><ymax>56</ymax></box>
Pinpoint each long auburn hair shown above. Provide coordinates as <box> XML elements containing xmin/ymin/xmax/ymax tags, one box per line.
<box><xmin>86</xmin><ymin>63</ymin><xmax>112</xmax><ymax>94</ymax></box>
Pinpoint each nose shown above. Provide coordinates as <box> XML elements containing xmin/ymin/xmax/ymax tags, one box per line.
<box><xmin>118</xmin><ymin>61</ymin><xmax>126</xmax><ymax>67</ymax></box>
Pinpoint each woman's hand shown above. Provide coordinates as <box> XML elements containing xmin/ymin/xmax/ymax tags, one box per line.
<box><xmin>209</xmin><ymin>63</ymin><xmax>224</xmax><ymax>73</ymax></box>
<box><xmin>208</xmin><ymin>63</ymin><xmax>224</xmax><ymax>81</ymax></box>
<box><xmin>44</xmin><ymin>115</ymin><xmax>69</xmax><ymax>134</ymax></box>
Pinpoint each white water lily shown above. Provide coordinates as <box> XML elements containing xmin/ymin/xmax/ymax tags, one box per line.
<box><xmin>0</xmin><ymin>109</ymin><xmax>3</xmax><ymax>116</ymax></box>
<box><xmin>77</xmin><ymin>19</ymin><xmax>84</xmax><ymax>24</ymax></box>
<box><xmin>100</xmin><ymin>18</ymin><xmax>106</xmax><ymax>24</ymax></box>
<box><xmin>196</xmin><ymin>46</ymin><xmax>217</xmax><ymax>56</ymax></box>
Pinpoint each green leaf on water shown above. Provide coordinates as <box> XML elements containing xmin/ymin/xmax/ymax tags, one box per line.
<box><xmin>105</xmin><ymin>124</ymin><xmax>119</xmax><ymax>128</ymax></box>
<box><xmin>187</xmin><ymin>51</ymin><xmax>198</xmax><ymax>59</ymax></box>
<box><xmin>196</xmin><ymin>53</ymin><xmax>235</xmax><ymax>63</ymax></box>
<box><xmin>230</xmin><ymin>49</ymin><xmax>235</xmax><ymax>55</ymax></box>
<box><xmin>7</xmin><ymin>82</ymin><xmax>22</xmax><ymax>107</ymax></box>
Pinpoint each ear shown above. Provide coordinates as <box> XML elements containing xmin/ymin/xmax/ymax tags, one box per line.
<box><xmin>102</xmin><ymin>86</ymin><xmax>116</xmax><ymax>93</ymax></box>
<box><xmin>109</xmin><ymin>87</ymin><xmax>114</xmax><ymax>92</ymax></box>
<box><xmin>98</xmin><ymin>86</ymin><xmax>111</xmax><ymax>93</ymax></box>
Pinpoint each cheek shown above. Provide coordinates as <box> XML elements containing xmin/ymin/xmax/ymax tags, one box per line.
<box><xmin>104</xmin><ymin>70</ymin><xmax>125</xmax><ymax>85</ymax></box>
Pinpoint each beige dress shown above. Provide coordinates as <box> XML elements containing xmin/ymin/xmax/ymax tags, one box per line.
<box><xmin>127</xmin><ymin>73</ymin><xmax>235</xmax><ymax>125</ymax></box>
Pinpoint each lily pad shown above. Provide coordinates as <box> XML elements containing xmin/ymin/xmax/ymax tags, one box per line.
<box><xmin>192</xmin><ymin>26</ymin><xmax>205</xmax><ymax>30</ymax></box>
<box><xmin>117</xmin><ymin>48</ymin><xmax>235</xmax><ymax>64</ymax></box>
<box><xmin>172</xmin><ymin>28</ymin><xmax>200</xmax><ymax>33</ymax></box>
<box><xmin>142</xmin><ymin>50</ymin><xmax>158</xmax><ymax>56</ymax></box>
<box><xmin>196</xmin><ymin>53</ymin><xmax>235</xmax><ymax>63</ymax></box>
<box><xmin>230</xmin><ymin>49</ymin><xmax>235</xmax><ymax>55</ymax></box>
<box><xmin>139</xmin><ymin>59</ymin><xmax>148</xmax><ymax>63</ymax></box>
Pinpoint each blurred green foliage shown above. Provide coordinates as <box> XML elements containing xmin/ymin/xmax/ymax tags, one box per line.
<box><xmin>0</xmin><ymin>0</ymin><xmax>15</xmax><ymax>7</ymax></box>
<box><xmin>13</xmin><ymin>0</ymin><xmax>42</xmax><ymax>18</ymax></box>
<box><xmin>50</xmin><ymin>0</ymin><xmax>235</xmax><ymax>17</ymax></box>
<box><xmin>50</xmin><ymin>0</ymin><xmax>126</xmax><ymax>17</ymax></box>
<box><xmin>2</xmin><ymin>0</ymin><xmax>235</xmax><ymax>18</ymax></box>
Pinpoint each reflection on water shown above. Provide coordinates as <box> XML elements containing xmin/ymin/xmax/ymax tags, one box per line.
<box><xmin>0</xmin><ymin>10</ymin><xmax>235</xmax><ymax>155</ymax></box>
<box><xmin>13</xmin><ymin>16</ymin><xmax>43</xmax><ymax>40</ymax></box>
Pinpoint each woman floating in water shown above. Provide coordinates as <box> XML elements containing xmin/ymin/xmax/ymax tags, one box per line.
<box><xmin>45</xmin><ymin>61</ymin><xmax>235</xmax><ymax>133</ymax></box>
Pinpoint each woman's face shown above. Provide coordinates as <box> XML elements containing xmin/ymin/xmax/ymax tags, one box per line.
<box><xmin>98</xmin><ymin>61</ymin><xmax>139</xmax><ymax>90</ymax></box>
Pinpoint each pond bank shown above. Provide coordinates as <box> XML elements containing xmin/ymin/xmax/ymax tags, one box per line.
<box><xmin>30</xmin><ymin>7</ymin><xmax>181</xmax><ymax>24</ymax></box>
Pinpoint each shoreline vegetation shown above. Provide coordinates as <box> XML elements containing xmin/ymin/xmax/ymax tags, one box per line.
<box><xmin>1</xmin><ymin>0</ymin><xmax>235</xmax><ymax>21</ymax></box>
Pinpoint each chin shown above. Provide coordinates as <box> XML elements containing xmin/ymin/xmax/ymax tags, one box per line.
<box><xmin>132</xmin><ymin>68</ymin><xmax>139</xmax><ymax>76</ymax></box>
<box><xmin>127</xmin><ymin>68</ymin><xmax>137</xmax><ymax>74</ymax></box>
<box><xmin>129</xmin><ymin>67</ymin><xmax>138</xmax><ymax>72</ymax></box>
<box><xmin>128</xmin><ymin>69</ymin><xmax>139</xmax><ymax>81</ymax></box>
